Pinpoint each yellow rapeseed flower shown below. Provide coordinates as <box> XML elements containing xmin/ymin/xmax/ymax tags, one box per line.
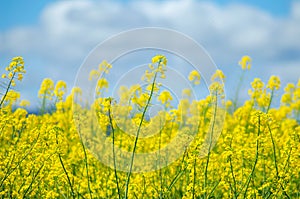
<box><xmin>152</xmin><ymin>55</ymin><xmax>167</xmax><ymax>65</ymax></box>
<box><xmin>97</xmin><ymin>78</ymin><xmax>109</xmax><ymax>89</ymax></box>
<box><xmin>182</xmin><ymin>89</ymin><xmax>192</xmax><ymax>98</ymax></box>
<box><xmin>188</xmin><ymin>70</ymin><xmax>201</xmax><ymax>85</ymax></box>
<box><xmin>211</xmin><ymin>69</ymin><xmax>225</xmax><ymax>81</ymax></box>
<box><xmin>38</xmin><ymin>78</ymin><xmax>54</xmax><ymax>99</ymax></box>
<box><xmin>239</xmin><ymin>55</ymin><xmax>252</xmax><ymax>70</ymax></box>
<box><xmin>158</xmin><ymin>90</ymin><xmax>173</xmax><ymax>106</ymax></box>
<box><xmin>17</xmin><ymin>73</ymin><xmax>23</xmax><ymax>81</ymax></box>
<box><xmin>11</xmin><ymin>80</ymin><xmax>16</xmax><ymax>87</ymax></box>
<box><xmin>267</xmin><ymin>75</ymin><xmax>281</xmax><ymax>90</ymax></box>
<box><xmin>89</xmin><ymin>69</ymin><xmax>100</xmax><ymax>81</ymax></box>
<box><xmin>1</xmin><ymin>55</ymin><xmax>300</xmax><ymax>199</ymax></box>
<box><xmin>8</xmin><ymin>72</ymin><xmax>13</xmax><ymax>79</ymax></box>
<box><xmin>54</xmin><ymin>80</ymin><xmax>67</xmax><ymax>101</ymax></box>
<box><xmin>98</xmin><ymin>60</ymin><xmax>112</xmax><ymax>74</ymax></box>
<box><xmin>19</xmin><ymin>100</ymin><xmax>30</xmax><ymax>107</ymax></box>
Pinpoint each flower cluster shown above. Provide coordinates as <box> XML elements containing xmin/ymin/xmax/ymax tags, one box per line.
<box><xmin>0</xmin><ymin>55</ymin><xmax>299</xmax><ymax>199</ymax></box>
<box><xmin>0</xmin><ymin>57</ymin><xmax>26</xmax><ymax>108</ymax></box>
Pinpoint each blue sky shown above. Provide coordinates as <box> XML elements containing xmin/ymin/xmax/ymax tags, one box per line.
<box><xmin>0</xmin><ymin>0</ymin><xmax>293</xmax><ymax>31</ymax></box>
<box><xmin>0</xmin><ymin>0</ymin><xmax>55</xmax><ymax>30</ymax></box>
<box><xmin>0</xmin><ymin>0</ymin><xmax>299</xmax><ymax>110</ymax></box>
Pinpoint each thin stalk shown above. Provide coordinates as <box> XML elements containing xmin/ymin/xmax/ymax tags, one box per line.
<box><xmin>0</xmin><ymin>131</ymin><xmax>40</xmax><ymax>187</ymax></box>
<box><xmin>159</xmin><ymin>126</ymin><xmax>163</xmax><ymax>199</ymax></box>
<box><xmin>266</xmin><ymin>89</ymin><xmax>274</xmax><ymax>113</ymax></box>
<box><xmin>243</xmin><ymin>100</ymin><xmax>255</xmax><ymax>134</ymax></box>
<box><xmin>56</xmin><ymin>129</ymin><xmax>76</xmax><ymax>199</ymax></box>
<box><xmin>0</xmin><ymin>154</ymin><xmax>16</xmax><ymax>188</ymax></box>
<box><xmin>41</xmin><ymin>94</ymin><xmax>47</xmax><ymax>114</ymax></box>
<box><xmin>0</xmin><ymin>72</ymin><xmax>15</xmax><ymax>108</ymax></box>
<box><xmin>262</xmin><ymin>157</ymin><xmax>267</xmax><ymax>196</ymax></box>
<box><xmin>267</xmin><ymin>123</ymin><xmax>290</xmax><ymax>198</ymax></box>
<box><xmin>58</xmin><ymin>153</ymin><xmax>76</xmax><ymax>199</ymax></box>
<box><xmin>283</xmin><ymin>147</ymin><xmax>292</xmax><ymax>172</ymax></box>
<box><xmin>203</xmin><ymin>91</ymin><xmax>218</xmax><ymax>197</ymax></box>
<box><xmin>107</xmin><ymin>99</ymin><xmax>121</xmax><ymax>199</ymax></box>
<box><xmin>280</xmin><ymin>184</ymin><xmax>291</xmax><ymax>199</ymax></box>
<box><xmin>79</xmin><ymin>135</ymin><xmax>93</xmax><ymax>199</ymax></box>
<box><xmin>233</xmin><ymin>70</ymin><xmax>245</xmax><ymax>111</ymax></box>
<box><xmin>141</xmin><ymin>175</ymin><xmax>146</xmax><ymax>198</ymax></box>
<box><xmin>124</xmin><ymin>69</ymin><xmax>159</xmax><ymax>199</ymax></box>
<box><xmin>242</xmin><ymin>114</ymin><xmax>260</xmax><ymax>198</ymax></box>
<box><xmin>192</xmin><ymin>157</ymin><xmax>197</xmax><ymax>199</ymax></box>
<box><xmin>267</xmin><ymin>124</ymin><xmax>278</xmax><ymax>177</ymax></box>
<box><xmin>22</xmin><ymin>154</ymin><xmax>53</xmax><ymax>198</ymax></box>
<box><xmin>229</xmin><ymin>155</ymin><xmax>237</xmax><ymax>198</ymax></box>
<box><xmin>167</xmin><ymin>149</ymin><xmax>188</xmax><ymax>192</ymax></box>
<box><xmin>228</xmin><ymin>135</ymin><xmax>237</xmax><ymax>199</ymax></box>
<box><xmin>18</xmin><ymin>166</ymin><xmax>29</xmax><ymax>194</ymax></box>
<box><xmin>206</xmin><ymin>178</ymin><xmax>221</xmax><ymax>198</ymax></box>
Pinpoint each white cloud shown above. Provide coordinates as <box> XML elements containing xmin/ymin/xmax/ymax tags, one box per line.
<box><xmin>0</xmin><ymin>0</ymin><xmax>299</xmax><ymax>108</ymax></box>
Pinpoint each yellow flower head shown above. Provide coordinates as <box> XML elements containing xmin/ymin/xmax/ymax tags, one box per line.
<box><xmin>158</xmin><ymin>90</ymin><xmax>173</xmax><ymax>106</ymax></box>
<box><xmin>251</xmin><ymin>78</ymin><xmax>264</xmax><ymax>90</ymax></box>
<box><xmin>5</xmin><ymin>90</ymin><xmax>20</xmax><ymax>104</ymax></box>
<box><xmin>11</xmin><ymin>80</ymin><xmax>16</xmax><ymax>87</ymax></box>
<box><xmin>211</xmin><ymin>69</ymin><xmax>225</xmax><ymax>81</ymax></box>
<box><xmin>152</xmin><ymin>55</ymin><xmax>167</xmax><ymax>65</ymax></box>
<box><xmin>182</xmin><ymin>89</ymin><xmax>192</xmax><ymax>98</ymax></box>
<box><xmin>6</xmin><ymin>56</ymin><xmax>26</xmax><ymax>73</ymax></box>
<box><xmin>17</xmin><ymin>73</ymin><xmax>23</xmax><ymax>81</ymax></box>
<box><xmin>89</xmin><ymin>69</ymin><xmax>100</xmax><ymax>81</ymax></box>
<box><xmin>38</xmin><ymin>78</ymin><xmax>54</xmax><ymax>99</ymax></box>
<box><xmin>98</xmin><ymin>60</ymin><xmax>112</xmax><ymax>74</ymax></box>
<box><xmin>267</xmin><ymin>75</ymin><xmax>280</xmax><ymax>90</ymax></box>
<box><xmin>188</xmin><ymin>70</ymin><xmax>201</xmax><ymax>85</ymax></box>
<box><xmin>239</xmin><ymin>55</ymin><xmax>252</xmax><ymax>70</ymax></box>
<box><xmin>54</xmin><ymin>80</ymin><xmax>67</xmax><ymax>101</ymax></box>
<box><xmin>8</xmin><ymin>72</ymin><xmax>13</xmax><ymax>79</ymax></box>
<box><xmin>19</xmin><ymin>100</ymin><xmax>30</xmax><ymax>107</ymax></box>
<box><xmin>142</xmin><ymin>70</ymin><xmax>155</xmax><ymax>83</ymax></box>
<box><xmin>97</xmin><ymin>78</ymin><xmax>109</xmax><ymax>90</ymax></box>
<box><xmin>146</xmin><ymin>83</ymin><xmax>160</xmax><ymax>92</ymax></box>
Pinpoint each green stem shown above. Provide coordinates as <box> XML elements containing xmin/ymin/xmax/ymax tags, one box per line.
<box><xmin>0</xmin><ymin>131</ymin><xmax>40</xmax><ymax>188</ymax></box>
<box><xmin>124</xmin><ymin>68</ymin><xmax>159</xmax><ymax>199</ymax></box>
<box><xmin>242</xmin><ymin>114</ymin><xmax>260</xmax><ymax>198</ymax></box>
<box><xmin>58</xmin><ymin>153</ymin><xmax>76</xmax><ymax>199</ymax></box>
<box><xmin>22</xmin><ymin>153</ymin><xmax>54</xmax><ymax>198</ymax></box>
<box><xmin>229</xmin><ymin>155</ymin><xmax>237</xmax><ymax>198</ymax></box>
<box><xmin>167</xmin><ymin>149</ymin><xmax>188</xmax><ymax>192</ymax></box>
<box><xmin>267</xmin><ymin>123</ymin><xmax>290</xmax><ymax>198</ymax></box>
<box><xmin>283</xmin><ymin>147</ymin><xmax>292</xmax><ymax>172</ymax></box>
<box><xmin>0</xmin><ymin>72</ymin><xmax>15</xmax><ymax>108</ymax></box>
<box><xmin>41</xmin><ymin>94</ymin><xmax>47</xmax><ymax>114</ymax></box>
<box><xmin>206</xmin><ymin>178</ymin><xmax>221</xmax><ymax>198</ymax></box>
<box><xmin>266</xmin><ymin>89</ymin><xmax>274</xmax><ymax>113</ymax></box>
<box><xmin>233</xmin><ymin>70</ymin><xmax>245</xmax><ymax>111</ymax></box>
<box><xmin>267</xmin><ymin>124</ymin><xmax>278</xmax><ymax>177</ymax></box>
<box><xmin>107</xmin><ymin>99</ymin><xmax>121</xmax><ymax>199</ymax></box>
<box><xmin>192</xmin><ymin>157</ymin><xmax>196</xmax><ymax>199</ymax></box>
<box><xmin>56</xmin><ymin>129</ymin><xmax>76</xmax><ymax>199</ymax></box>
<box><xmin>203</xmin><ymin>91</ymin><xmax>218</xmax><ymax>198</ymax></box>
<box><xmin>159</xmin><ymin>124</ymin><xmax>163</xmax><ymax>199</ymax></box>
<box><xmin>80</xmin><ymin>135</ymin><xmax>93</xmax><ymax>199</ymax></box>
